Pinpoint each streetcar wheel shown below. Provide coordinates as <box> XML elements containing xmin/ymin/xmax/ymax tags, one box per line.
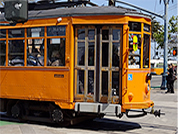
<box><xmin>51</xmin><ymin>109</ymin><xmax>63</xmax><ymax>123</ymax></box>
<box><xmin>11</xmin><ymin>104</ymin><xmax>21</xmax><ymax>118</ymax></box>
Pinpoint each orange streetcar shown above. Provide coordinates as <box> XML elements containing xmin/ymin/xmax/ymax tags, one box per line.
<box><xmin>0</xmin><ymin>1</ymin><xmax>160</xmax><ymax>125</ymax></box>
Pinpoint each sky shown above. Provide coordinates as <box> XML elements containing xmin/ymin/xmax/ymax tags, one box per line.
<box><xmin>1</xmin><ymin>0</ymin><xmax>177</xmax><ymax>23</ymax></box>
<box><xmin>91</xmin><ymin>0</ymin><xmax>177</xmax><ymax>24</ymax></box>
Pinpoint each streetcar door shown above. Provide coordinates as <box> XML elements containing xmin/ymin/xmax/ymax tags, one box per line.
<box><xmin>74</xmin><ymin>25</ymin><xmax>121</xmax><ymax>103</ymax></box>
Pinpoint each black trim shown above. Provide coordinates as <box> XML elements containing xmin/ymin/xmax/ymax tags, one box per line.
<box><xmin>0</xmin><ymin>67</ymin><xmax>69</xmax><ymax>71</ymax></box>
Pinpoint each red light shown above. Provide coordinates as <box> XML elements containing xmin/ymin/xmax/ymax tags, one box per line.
<box><xmin>173</xmin><ymin>50</ymin><xmax>176</xmax><ymax>56</ymax></box>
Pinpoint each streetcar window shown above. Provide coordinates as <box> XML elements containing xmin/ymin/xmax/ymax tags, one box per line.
<box><xmin>128</xmin><ymin>22</ymin><xmax>141</xmax><ymax>32</ymax></box>
<box><xmin>47</xmin><ymin>38</ymin><xmax>65</xmax><ymax>66</ymax></box>
<box><xmin>77</xmin><ymin>70</ymin><xmax>84</xmax><ymax>94</ymax></box>
<box><xmin>88</xmin><ymin>29</ymin><xmax>95</xmax><ymax>40</ymax></box>
<box><xmin>0</xmin><ymin>29</ymin><xmax>6</xmax><ymax>38</ymax></box>
<box><xmin>47</xmin><ymin>26</ymin><xmax>66</xmax><ymax>36</ymax></box>
<box><xmin>27</xmin><ymin>27</ymin><xmax>44</xmax><ymax>37</ymax></box>
<box><xmin>144</xmin><ymin>23</ymin><xmax>150</xmax><ymax>32</ymax></box>
<box><xmin>8</xmin><ymin>40</ymin><xmax>24</xmax><ymax>66</ymax></box>
<box><xmin>102</xmin><ymin>43</ymin><xmax>109</xmax><ymax>67</ymax></box>
<box><xmin>77</xmin><ymin>42</ymin><xmax>85</xmax><ymax>66</ymax></box>
<box><xmin>112</xmin><ymin>42</ymin><xmax>120</xmax><ymax>67</ymax></box>
<box><xmin>151</xmin><ymin>63</ymin><xmax>154</xmax><ymax>68</ymax></box>
<box><xmin>8</xmin><ymin>29</ymin><xmax>24</xmax><ymax>38</ymax></box>
<box><xmin>156</xmin><ymin>63</ymin><xmax>163</xmax><ymax>68</ymax></box>
<box><xmin>128</xmin><ymin>34</ymin><xmax>141</xmax><ymax>68</ymax></box>
<box><xmin>112</xmin><ymin>29</ymin><xmax>120</xmax><ymax>67</ymax></box>
<box><xmin>78</xmin><ymin>29</ymin><xmax>85</xmax><ymax>40</ymax></box>
<box><xmin>143</xmin><ymin>34</ymin><xmax>150</xmax><ymax>68</ymax></box>
<box><xmin>113</xmin><ymin>29</ymin><xmax>120</xmax><ymax>40</ymax></box>
<box><xmin>102</xmin><ymin>30</ymin><xmax>109</xmax><ymax>40</ymax></box>
<box><xmin>88</xmin><ymin>42</ymin><xmax>94</xmax><ymax>66</ymax></box>
<box><xmin>102</xmin><ymin>71</ymin><xmax>108</xmax><ymax>95</ymax></box>
<box><xmin>112</xmin><ymin>71</ymin><xmax>119</xmax><ymax>96</ymax></box>
<box><xmin>0</xmin><ymin>40</ymin><xmax>6</xmax><ymax>66</ymax></box>
<box><xmin>27</xmin><ymin>39</ymin><xmax>44</xmax><ymax>66</ymax></box>
<box><xmin>88</xmin><ymin>70</ymin><xmax>94</xmax><ymax>94</ymax></box>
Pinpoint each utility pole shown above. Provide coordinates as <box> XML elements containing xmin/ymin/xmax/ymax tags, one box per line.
<box><xmin>161</xmin><ymin>0</ymin><xmax>173</xmax><ymax>90</ymax></box>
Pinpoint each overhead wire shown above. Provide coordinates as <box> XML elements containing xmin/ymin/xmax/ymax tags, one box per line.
<box><xmin>156</xmin><ymin>3</ymin><xmax>177</xmax><ymax>14</ymax></box>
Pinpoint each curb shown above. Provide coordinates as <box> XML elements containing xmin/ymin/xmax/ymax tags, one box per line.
<box><xmin>151</xmin><ymin>86</ymin><xmax>161</xmax><ymax>89</ymax></box>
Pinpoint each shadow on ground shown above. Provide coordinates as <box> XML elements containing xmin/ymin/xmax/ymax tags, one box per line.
<box><xmin>68</xmin><ymin>118</ymin><xmax>141</xmax><ymax>132</ymax></box>
<box><xmin>0</xmin><ymin>117</ymin><xmax>141</xmax><ymax>132</ymax></box>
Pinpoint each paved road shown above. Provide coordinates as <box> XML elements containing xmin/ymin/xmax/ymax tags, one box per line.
<box><xmin>0</xmin><ymin>76</ymin><xmax>177</xmax><ymax>134</ymax></box>
<box><xmin>151</xmin><ymin>75</ymin><xmax>177</xmax><ymax>89</ymax></box>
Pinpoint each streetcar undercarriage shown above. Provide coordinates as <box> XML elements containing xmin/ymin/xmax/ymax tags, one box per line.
<box><xmin>0</xmin><ymin>98</ymin><xmax>105</xmax><ymax>125</ymax></box>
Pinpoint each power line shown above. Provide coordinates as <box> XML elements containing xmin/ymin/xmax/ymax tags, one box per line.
<box><xmin>157</xmin><ymin>3</ymin><xmax>177</xmax><ymax>14</ymax></box>
<box><xmin>157</xmin><ymin>5</ymin><xmax>177</xmax><ymax>13</ymax></box>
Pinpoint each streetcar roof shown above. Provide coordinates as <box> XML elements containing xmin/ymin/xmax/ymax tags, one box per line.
<box><xmin>0</xmin><ymin>6</ymin><xmax>151</xmax><ymax>22</ymax></box>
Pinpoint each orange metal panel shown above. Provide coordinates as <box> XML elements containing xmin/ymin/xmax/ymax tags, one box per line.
<box><xmin>0</xmin><ymin>17</ymin><xmax>70</xmax><ymax>29</ymax></box>
<box><xmin>122</xmin><ymin>69</ymin><xmax>152</xmax><ymax>109</ymax></box>
<box><xmin>141</xmin><ymin>23</ymin><xmax>144</xmax><ymax>68</ymax></box>
<box><xmin>0</xmin><ymin>68</ymin><xmax>71</xmax><ymax>109</ymax></box>
<box><xmin>68</xmin><ymin>18</ymin><xmax>75</xmax><ymax>105</ymax></box>
<box><xmin>72</xmin><ymin>15</ymin><xmax>128</xmax><ymax>25</ymax></box>
<box><xmin>128</xmin><ymin>16</ymin><xmax>151</xmax><ymax>25</ymax></box>
<box><xmin>122</xmin><ymin>100</ymin><xmax>154</xmax><ymax>109</ymax></box>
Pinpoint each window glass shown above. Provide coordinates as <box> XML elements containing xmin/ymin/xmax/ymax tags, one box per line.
<box><xmin>128</xmin><ymin>34</ymin><xmax>141</xmax><ymax>68</ymax></box>
<box><xmin>88</xmin><ymin>70</ymin><xmax>94</xmax><ymax>94</ymax></box>
<box><xmin>156</xmin><ymin>63</ymin><xmax>163</xmax><ymax>68</ymax></box>
<box><xmin>88</xmin><ymin>42</ymin><xmax>94</xmax><ymax>66</ymax></box>
<box><xmin>77</xmin><ymin>70</ymin><xmax>84</xmax><ymax>94</ymax></box>
<box><xmin>47</xmin><ymin>26</ymin><xmax>66</xmax><ymax>36</ymax></box>
<box><xmin>102</xmin><ymin>30</ymin><xmax>109</xmax><ymax>40</ymax></box>
<box><xmin>78</xmin><ymin>29</ymin><xmax>85</xmax><ymax>40</ymax></box>
<box><xmin>102</xmin><ymin>43</ymin><xmax>109</xmax><ymax>67</ymax></box>
<box><xmin>113</xmin><ymin>29</ymin><xmax>120</xmax><ymax>40</ymax></box>
<box><xmin>27</xmin><ymin>27</ymin><xmax>44</xmax><ymax>37</ymax></box>
<box><xmin>8</xmin><ymin>29</ymin><xmax>24</xmax><ymax>38</ymax></box>
<box><xmin>47</xmin><ymin>38</ymin><xmax>65</xmax><ymax>66</ymax></box>
<box><xmin>88</xmin><ymin>29</ymin><xmax>95</xmax><ymax>40</ymax></box>
<box><xmin>151</xmin><ymin>63</ymin><xmax>154</xmax><ymax>68</ymax></box>
<box><xmin>27</xmin><ymin>39</ymin><xmax>44</xmax><ymax>66</ymax></box>
<box><xmin>129</xmin><ymin>22</ymin><xmax>141</xmax><ymax>32</ymax></box>
<box><xmin>102</xmin><ymin>71</ymin><xmax>108</xmax><ymax>95</ymax></box>
<box><xmin>144</xmin><ymin>24</ymin><xmax>150</xmax><ymax>32</ymax></box>
<box><xmin>0</xmin><ymin>40</ymin><xmax>6</xmax><ymax>66</ymax></box>
<box><xmin>112</xmin><ymin>71</ymin><xmax>119</xmax><ymax>96</ymax></box>
<box><xmin>0</xmin><ymin>29</ymin><xmax>6</xmax><ymax>38</ymax></box>
<box><xmin>8</xmin><ymin>40</ymin><xmax>24</xmax><ymax>66</ymax></box>
<box><xmin>112</xmin><ymin>42</ymin><xmax>120</xmax><ymax>67</ymax></box>
<box><xmin>143</xmin><ymin>34</ymin><xmax>150</xmax><ymax>68</ymax></box>
<box><xmin>77</xmin><ymin>42</ymin><xmax>85</xmax><ymax>66</ymax></box>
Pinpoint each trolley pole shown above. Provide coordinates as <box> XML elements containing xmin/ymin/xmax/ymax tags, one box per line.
<box><xmin>161</xmin><ymin>0</ymin><xmax>168</xmax><ymax>90</ymax></box>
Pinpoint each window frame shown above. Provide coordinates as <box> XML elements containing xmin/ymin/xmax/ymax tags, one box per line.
<box><xmin>128</xmin><ymin>22</ymin><xmax>151</xmax><ymax>69</ymax></box>
<box><xmin>0</xmin><ymin>25</ymin><xmax>66</xmax><ymax>68</ymax></box>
